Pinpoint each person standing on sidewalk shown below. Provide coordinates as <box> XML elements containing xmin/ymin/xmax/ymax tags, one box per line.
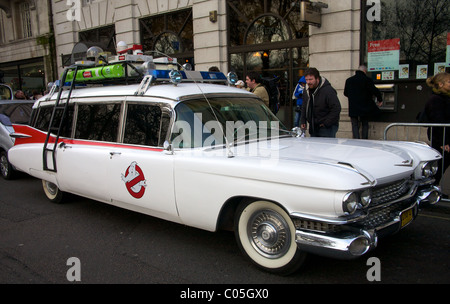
<box><xmin>293</xmin><ymin>76</ymin><xmax>306</xmax><ymax>127</ymax></box>
<box><xmin>300</xmin><ymin>68</ymin><xmax>341</xmax><ymax>137</ymax></box>
<box><xmin>424</xmin><ymin>72</ymin><xmax>450</xmax><ymax>185</ymax></box>
<box><xmin>344</xmin><ymin>65</ymin><xmax>383</xmax><ymax>139</ymax></box>
<box><xmin>245</xmin><ymin>71</ymin><xmax>270</xmax><ymax>107</ymax></box>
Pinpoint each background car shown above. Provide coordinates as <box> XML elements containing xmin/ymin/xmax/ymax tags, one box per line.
<box><xmin>0</xmin><ymin>99</ymin><xmax>34</xmax><ymax>179</ymax></box>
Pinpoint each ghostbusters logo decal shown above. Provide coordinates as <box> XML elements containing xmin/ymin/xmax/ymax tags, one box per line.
<box><xmin>121</xmin><ymin>161</ymin><xmax>147</xmax><ymax>198</ymax></box>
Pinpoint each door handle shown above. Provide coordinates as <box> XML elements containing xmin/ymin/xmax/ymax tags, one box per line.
<box><xmin>59</xmin><ymin>142</ymin><xmax>71</xmax><ymax>149</ymax></box>
<box><xmin>109</xmin><ymin>151</ymin><xmax>121</xmax><ymax>158</ymax></box>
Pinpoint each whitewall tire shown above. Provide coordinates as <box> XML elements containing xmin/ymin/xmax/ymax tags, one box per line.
<box><xmin>42</xmin><ymin>180</ymin><xmax>64</xmax><ymax>204</ymax></box>
<box><xmin>234</xmin><ymin>200</ymin><xmax>306</xmax><ymax>275</ymax></box>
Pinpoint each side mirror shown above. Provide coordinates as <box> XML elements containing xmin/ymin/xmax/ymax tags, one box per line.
<box><xmin>291</xmin><ymin>127</ymin><xmax>305</xmax><ymax>138</ymax></box>
<box><xmin>163</xmin><ymin>140</ymin><xmax>174</xmax><ymax>155</ymax></box>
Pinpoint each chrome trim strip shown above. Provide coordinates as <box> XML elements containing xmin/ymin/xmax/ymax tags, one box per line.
<box><xmin>295</xmin><ymin>229</ymin><xmax>377</xmax><ymax>259</ymax></box>
<box><xmin>290</xmin><ymin>212</ymin><xmax>365</xmax><ymax>225</ymax></box>
<box><xmin>9</xmin><ymin>132</ymin><xmax>32</xmax><ymax>139</ymax></box>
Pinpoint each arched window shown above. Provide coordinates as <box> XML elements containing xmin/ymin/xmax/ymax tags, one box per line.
<box><xmin>154</xmin><ymin>31</ymin><xmax>182</xmax><ymax>55</ymax></box>
<box><xmin>245</xmin><ymin>14</ymin><xmax>291</xmax><ymax>45</ymax></box>
<box><xmin>227</xmin><ymin>0</ymin><xmax>309</xmax><ymax>127</ymax></box>
<box><xmin>78</xmin><ymin>25</ymin><xmax>116</xmax><ymax>54</ymax></box>
<box><xmin>244</xmin><ymin>14</ymin><xmax>292</xmax><ymax>73</ymax></box>
<box><xmin>140</xmin><ymin>9</ymin><xmax>193</xmax><ymax>65</ymax></box>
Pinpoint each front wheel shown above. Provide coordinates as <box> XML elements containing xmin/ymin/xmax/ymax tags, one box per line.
<box><xmin>42</xmin><ymin>180</ymin><xmax>64</xmax><ymax>203</ymax></box>
<box><xmin>0</xmin><ymin>150</ymin><xmax>15</xmax><ymax>180</ymax></box>
<box><xmin>234</xmin><ymin>200</ymin><xmax>307</xmax><ymax>275</ymax></box>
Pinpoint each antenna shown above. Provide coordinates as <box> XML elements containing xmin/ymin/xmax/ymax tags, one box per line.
<box><xmin>146</xmin><ymin>50</ymin><xmax>235</xmax><ymax>158</ymax></box>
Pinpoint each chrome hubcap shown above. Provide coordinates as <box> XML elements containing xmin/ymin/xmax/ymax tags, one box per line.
<box><xmin>45</xmin><ymin>181</ymin><xmax>58</xmax><ymax>196</ymax></box>
<box><xmin>0</xmin><ymin>155</ymin><xmax>8</xmax><ymax>177</ymax></box>
<box><xmin>248</xmin><ymin>209</ymin><xmax>290</xmax><ymax>258</ymax></box>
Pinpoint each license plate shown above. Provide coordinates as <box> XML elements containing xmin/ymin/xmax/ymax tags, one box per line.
<box><xmin>401</xmin><ymin>209</ymin><xmax>413</xmax><ymax>227</ymax></box>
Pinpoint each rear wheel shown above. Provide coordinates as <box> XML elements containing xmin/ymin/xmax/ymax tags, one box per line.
<box><xmin>42</xmin><ymin>180</ymin><xmax>64</xmax><ymax>203</ymax></box>
<box><xmin>234</xmin><ymin>200</ymin><xmax>307</xmax><ymax>275</ymax></box>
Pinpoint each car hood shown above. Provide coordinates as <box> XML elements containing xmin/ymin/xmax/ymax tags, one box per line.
<box><xmin>215</xmin><ymin>136</ymin><xmax>441</xmax><ymax>188</ymax></box>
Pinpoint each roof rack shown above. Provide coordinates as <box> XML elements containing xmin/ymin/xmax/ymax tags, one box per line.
<box><xmin>50</xmin><ymin>43</ymin><xmax>239</xmax><ymax>95</ymax></box>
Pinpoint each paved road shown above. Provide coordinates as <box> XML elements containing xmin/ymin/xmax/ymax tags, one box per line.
<box><xmin>1</xmin><ymin>174</ymin><xmax>449</xmax><ymax>289</ymax></box>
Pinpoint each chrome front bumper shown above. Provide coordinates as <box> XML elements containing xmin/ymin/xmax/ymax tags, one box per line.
<box><xmin>293</xmin><ymin>185</ymin><xmax>441</xmax><ymax>260</ymax></box>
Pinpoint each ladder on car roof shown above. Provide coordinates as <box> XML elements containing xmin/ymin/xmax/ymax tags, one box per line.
<box><xmin>42</xmin><ymin>65</ymin><xmax>80</xmax><ymax>172</ymax></box>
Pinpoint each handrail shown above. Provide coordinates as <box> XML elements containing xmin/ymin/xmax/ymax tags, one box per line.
<box><xmin>383</xmin><ymin>122</ymin><xmax>450</xmax><ymax>141</ymax></box>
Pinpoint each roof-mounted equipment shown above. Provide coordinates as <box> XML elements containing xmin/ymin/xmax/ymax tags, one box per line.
<box><xmin>58</xmin><ymin>42</ymin><xmax>239</xmax><ymax>90</ymax></box>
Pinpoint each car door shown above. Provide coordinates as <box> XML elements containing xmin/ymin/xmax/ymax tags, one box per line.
<box><xmin>106</xmin><ymin>101</ymin><xmax>178</xmax><ymax>221</ymax></box>
<box><xmin>56</xmin><ymin>100</ymin><xmax>122</xmax><ymax>202</ymax></box>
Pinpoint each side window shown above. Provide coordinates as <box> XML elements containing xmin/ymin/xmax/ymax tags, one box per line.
<box><xmin>34</xmin><ymin>106</ymin><xmax>52</xmax><ymax>131</ymax></box>
<box><xmin>34</xmin><ymin>105</ymin><xmax>74</xmax><ymax>138</ymax></box>
<box><xmin>123</xmin><ymin>104</ymin><xmax>167</xmax><ymax>147</ymax></box>
<box><xmin>75</xmin><ymin>104</ymin><xmax>121</xmax><ymax>142</ymax></box>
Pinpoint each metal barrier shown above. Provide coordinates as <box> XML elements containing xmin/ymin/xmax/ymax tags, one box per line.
<box><xmin>383</xmin><ymin>122</ymin><xmax>450</xmax><ymax>143</ymax></box>
<box><xmin>384</xmin><ymin>122</ymin><xmax>450</xmax><ymax>199</ymax></box>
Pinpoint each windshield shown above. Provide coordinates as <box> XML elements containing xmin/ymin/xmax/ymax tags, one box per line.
<box><xmin>172</xmin><ymin>97</ymin><xmax>288</xmax><ymax>148</ymax></box>
<box><xmin>0</xmin><ymin>102</ymin><xmax>33</xmax><ymax>125</ymax></box>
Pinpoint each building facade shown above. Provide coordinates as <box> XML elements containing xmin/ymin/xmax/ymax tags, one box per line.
<box><xmin>0</xmin><ymin>0</ymin><xmax>56</xmax><ymax>98</ymax></box>
<box><xmin>1</xmin><ymin>0</ymin><xmax>449</xmax><ymax>138</ymax></box>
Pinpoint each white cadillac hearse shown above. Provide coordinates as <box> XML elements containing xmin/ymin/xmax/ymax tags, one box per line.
<box><xmin>8</xmin><ymin>45</ymin><xmax>442</xmax><ymax>275</ymax></box>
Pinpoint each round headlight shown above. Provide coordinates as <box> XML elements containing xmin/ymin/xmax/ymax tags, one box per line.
<box><xmin>422</xmin><ymin>162</ymin><xmax>431</xmax><ymax>177</ymax></box>
<box><xmin>422</xmin><ymin>161</ymin><xmax>438</xmax><ymax>178</ymax></box>
<box><xmin>431</xmin><ymin>160</ymin><xmax>439</xmax><ymax>176</ymax></box>
<box><xmin>360</xmin><ymin>189</ymin><xmax>372</xmax><ymax>208</ymax></box>
<box><xmin>343</xmin><ymin>192</ymin><xmax>358</xmax><ymax>214</ymax></box>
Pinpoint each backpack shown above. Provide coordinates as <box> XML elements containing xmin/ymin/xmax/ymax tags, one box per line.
<box><xmin>260</xmin><ymin>76</ymin><xmax>281</xmax><ymax>114</ymax></box>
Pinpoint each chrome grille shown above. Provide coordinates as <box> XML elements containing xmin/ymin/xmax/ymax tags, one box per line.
<box><xmin>362</xmin><ymin>203</ymin><xmax>402</xmax><ymax>229</ymax></box>
<box><xmin>293</xmin><ymin>219</ymin><xmax>340</xmax><ymax>233</ymax></box>
<box><xmin>371</xmin><ymin>179</ymin><xmax>411</xmax><ymax>207</ymax></box>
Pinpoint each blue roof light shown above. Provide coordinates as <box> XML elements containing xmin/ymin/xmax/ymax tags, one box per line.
<box><xmin>148</xmin><ymin>69</ymin><xmax>228</xmax><ymax>83</ymax></box>
<box><xmin>200</xmin><ymin>71</ymin><xmax>227</xmax><ymax>80</ymax></box>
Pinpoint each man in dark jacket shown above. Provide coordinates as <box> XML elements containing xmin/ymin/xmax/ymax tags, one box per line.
<box><xmin>344</xmin><ymin>65</ymin><xmax>383</xmax><ymax>139</ymax></box>
<box><xmin>300</xmin><ymin>68</ymin><xmax>341</xmax><ymax>137</ymax></box>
